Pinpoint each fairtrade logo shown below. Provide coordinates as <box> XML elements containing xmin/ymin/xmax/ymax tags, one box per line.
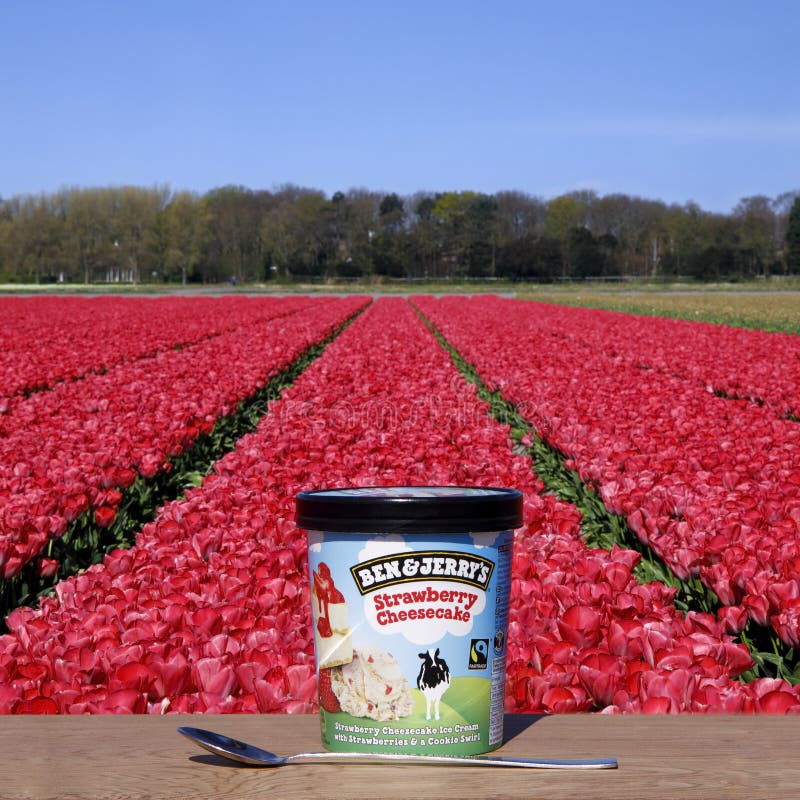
<box><xmin>469</xmin><ymin>638</ymin><xmax>489</xmax><ymax>670</ymax></box>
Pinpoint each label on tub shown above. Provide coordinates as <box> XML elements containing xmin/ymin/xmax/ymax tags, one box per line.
<box><xmin>308</xmin><ymin>530</ymin><xmax>512</xmax><ymax>755</ymax></box>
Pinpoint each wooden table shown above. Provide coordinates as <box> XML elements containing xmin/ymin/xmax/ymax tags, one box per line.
<box><xmin>0</xmin><ymin>712</ymin><xmax>795</xmax><ymax>799</ymax></box>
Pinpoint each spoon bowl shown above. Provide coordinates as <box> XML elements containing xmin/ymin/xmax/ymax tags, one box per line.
<box><xmin>178</xmin><ymin>726</ymin><xmax>618</xmax><ymax>770</ymax></box>
<box><xmin>179</xmin><ymin>726</ymin><xmax>289</xmax><ymax>766</ymax></box>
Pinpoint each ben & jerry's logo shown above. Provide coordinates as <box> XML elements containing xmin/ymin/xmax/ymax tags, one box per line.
<box><xmin>351</xmin><ymin>551</ymin><xmax>494</xmax><ymax>595</ymax></box>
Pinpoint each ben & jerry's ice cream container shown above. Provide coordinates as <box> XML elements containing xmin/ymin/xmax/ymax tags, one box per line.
<box><xmin>295</xmin><ymin>486</ymin><xmax>522</xmax><ymax>756</ymax></box>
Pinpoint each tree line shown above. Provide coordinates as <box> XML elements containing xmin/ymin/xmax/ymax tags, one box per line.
<box><xmin>1</xmin><ymin>184</ymin><xmax>799</xmax><ymax>284</ymax></box>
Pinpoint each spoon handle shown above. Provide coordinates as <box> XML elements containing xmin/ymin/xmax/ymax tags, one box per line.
<box><xmin>288</xmin><ymin>752</ymin><xmax>618</xmax><ymax>769</ymax></box>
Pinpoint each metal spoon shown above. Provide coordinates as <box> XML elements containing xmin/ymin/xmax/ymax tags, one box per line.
<box><xmin>178</xmin><ymin>726</ymin><xmax>618</xmax><ymax>769</ymax></box>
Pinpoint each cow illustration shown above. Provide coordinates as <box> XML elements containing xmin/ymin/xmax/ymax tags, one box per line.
<box><xmin>417</xmin><ymin>648</ymin><xmax>451</xmax><ymax>721</ymax></box>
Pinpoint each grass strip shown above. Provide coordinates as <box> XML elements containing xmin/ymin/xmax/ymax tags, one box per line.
<box><xmin>412</xmin><ymin>302</ymin><xmax>800</xmax><ymax>685</ymax></box>
<box><xmin>522</xmin><ymin>291</ymin><xmax>800</xmax><ymax>335</ymax></box>
<box><xmin>0</xmin><ymin>304</ymin><xmax>367</xmax><ymax>627</ymax></box>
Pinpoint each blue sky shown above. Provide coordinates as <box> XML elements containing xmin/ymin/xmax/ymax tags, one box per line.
<box><xmin>2</xmin><ymin>1</ymin><xmax>799</xmax><ymax>213</ymax></box>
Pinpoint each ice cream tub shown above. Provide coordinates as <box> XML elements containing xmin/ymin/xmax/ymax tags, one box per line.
<box><xmin>295</xmin><ymin>486</ymin><xmax>522</xmax><ymax>756</ymax></box>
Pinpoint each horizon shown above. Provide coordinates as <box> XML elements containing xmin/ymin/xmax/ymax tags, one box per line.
<box><xmin>2</xmin><ymin>1</ymin><xmax>799</xmax><ymax>214</ymax></box>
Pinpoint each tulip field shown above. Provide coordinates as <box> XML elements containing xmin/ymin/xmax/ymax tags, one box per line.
<box><xmin>2</xmin><ymin>294</ymin><xmax>800</xmax><ymax>714</ymax></box>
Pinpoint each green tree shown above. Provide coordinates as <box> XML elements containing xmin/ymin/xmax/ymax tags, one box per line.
<box><xmin>259</xmin><ymin>187</ymin><xmax>329</xmax><ymax>278</ymax></box>
<box><xmin>9</xmin><ymin>195</ymin><xmax>64</xmax><ymax>283</ymax></box>
<box><xmin>689</xmin><ymin>245</ymin><xmax>738</xmax><ymax>280</ymax></box>
<box><xmin>371</xmin><ymin>193</ymin><xmax>407</xmax><ymax>277</ymax></box>
<box><xmin>0</xmin><ymin>200</ymin><xmax>11</xmax><ymax>279</ymax></box>
<box><xmin>371</xmin><ymin>232</ymin><xmax>406</xmax><ymax>277</ymax></box>
<box><xmin>592</xmin><ymin>194</ymin><xmax>668</xmax><ymax>276</ymax></box>
<box><xmin>495</xmin><ymin>191</ymin><xmax>546</xmax><ymax>243</ymax></box>
<box><xmin>112</xmin><ymin>186</ymin><xmax>170</xmax><ymax>283</ymax></box>
<box><xmin>566</xmin><ymin>228</ymin><xmax>609</xmax><ymax>278</ymax></box>
<box><xmin>462</xmin><ymin>194</ymin><xmax>498</xmax><ymax>277</ymax></box>
<box><xmin>408</xmin><ymin>194</ymin><xmax>442</xmax><ymax>278</ymax></box>
<box><xmin>733</xmin><ymin>195</ymin><xmax>776</xmax><ymax>277</ymax></box>
<box><xmin>203</xmin><ymin>186</ymin><xmax>274</xmax><ymax>283</ymax></box>
<box><xmin>378</xmin><ymin>193</ymin><xmax>405</xmax><ymax>233</ymax></box>
<box><xmin>66</xmin><ymin>188</ymin><xmax>115</xmax><ymax>284</ymax></box>
<box><xmin>787</xmin><ymin>196</ymin><xmax>800</xmax><ymax>274</ymax></box>
<box><xmin>429</xmin><ymin>191</ymin><xmax>498</xmax><ymax>277</ymax></box>
<box><xmin>544</xmin><ymin>195</ymin><xmax>584</xmax><ymax>241</ymax></box>
<box><xmin>544</xmin><ymin>195</ymin><xmax>584</xmax><ymax>277</ymax></box>
<box><xmin>496</xmin><ymin>235</ymin><xmax>562</xmax><ymax>281</ymax></box>
<box><xmin>159</xmin><ymin>191</ymin><xmax>209</xmax><ymax>284</ymax></box>
<box><xmin>659</xmin><ymin>203</ymin><xmax>705</xmax><ymax>277</ymax></box>
<box><xmin>326</xmin><ymin>189</ymin><xmax>379</xmax><ymax>277</ymax></box>
<box><xmin>291</xmin><ymin>190</ymin><xmax>331</xmax><ymax>275</ymax></box>
<box><xmin>259</xmin><ymin>185</ymin><xmax>305</xmax><ymax>275</ymax></box>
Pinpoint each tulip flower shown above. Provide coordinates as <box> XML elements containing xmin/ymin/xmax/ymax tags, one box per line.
<box><xmin>2</xmin><ymin>296</ymin><xmax>799</xmax><ymax>718</ymax></box>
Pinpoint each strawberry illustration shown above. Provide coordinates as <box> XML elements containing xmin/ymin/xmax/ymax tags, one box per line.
<box><xmin>318</xmin><ymin>668</ymin><xmax>340</xmax><ymax>713</ymax></box>
<box><xmin>317</xmin><ymin>615</ymin><xmax>332</xmax><ymax>637</ymax></box>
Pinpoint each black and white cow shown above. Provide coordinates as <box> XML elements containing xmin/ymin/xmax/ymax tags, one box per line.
<box><xmin>417</xmin><ymin>648</ymin><xmax>451</xmax><ymax>721</ymax></box>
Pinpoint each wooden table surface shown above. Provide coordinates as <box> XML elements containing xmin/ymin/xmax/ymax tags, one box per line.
<box><xmin>0</xmin><ymin>712</ymin><xmax>795</xmax><ymax>800</ymax></box>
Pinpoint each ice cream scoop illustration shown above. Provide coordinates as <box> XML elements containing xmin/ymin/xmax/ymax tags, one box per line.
<box><xmin>331</xmin><ymin>646</ymin><xmax>413</xmax><ymax>721</ymax></box>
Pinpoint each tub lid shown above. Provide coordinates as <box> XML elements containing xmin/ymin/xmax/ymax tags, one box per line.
<box><xmin>295</xmin><ymin>486</ymin><xmax>523</xmax><ymax>533</ymax></box>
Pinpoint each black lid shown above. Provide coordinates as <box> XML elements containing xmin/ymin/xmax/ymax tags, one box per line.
<box><xmin>295</xmin><ymin>486</ymin><xmax>523</xmax><ymax>534</ymax></box>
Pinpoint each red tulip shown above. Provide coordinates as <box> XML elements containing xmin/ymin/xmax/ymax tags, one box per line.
<box><xmin>541</xmin><ymin>685</ymin><xmax>590</xmax><ymax>713</ymax></box>
<box><xmin>114</xmin><ymin>468</ymin><xmax>138</xmax><ymax>489</ymax></box>
<box><xmin>37</xmin><ymin>557</ymin><xmax>59</xmax><ymax>578</ymax></box>
<box><xmin>93</xmin><ymin>506</ymin><xmax>117</xmax><ymax>528</ymax></box>
<box><xmin>640</xmin><ymin>696</ymin><xmax>672</xmax><ymax>714</ymax></box>
<box><xmin>758</xmin><ymin>691</ymin><xmax>798</xmax><ymax>714</ymax></box>
<box><xmin>557</xmin><ymin>605</ymin><xmax>602</xmax><ymax>649</ymax></box>
<box><xmin>578</xmin><ymin>652</ymin><xmax>624</xmax><ymax>706</ymax></box>
<box><xmin>717</xmin><ymin>605</ymin><xmax>749</xmax><ymax>634</ymax></box>
<box><xmin>15</xmin><ymin>696</ymin><xmax>59</xmax><ymax>714</ymax></box>
<box><xmin>111</xmin><ymin>663</ymin><xmax>153</xmax><ymax>692</ymax></box>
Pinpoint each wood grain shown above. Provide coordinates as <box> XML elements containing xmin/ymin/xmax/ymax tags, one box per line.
<box><xmin>0</xmin><ymin>713</ymin><xmax>796</xmax><ymax>800</ymax></box>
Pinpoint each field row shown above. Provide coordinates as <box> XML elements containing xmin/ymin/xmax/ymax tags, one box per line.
<box><xmin>0</xmin><ymin>296</ymin><xmax>318</xmax><ymax>404</ymax></box>
<box><xmin>414</xmin><ymin>296</ymin><xmax>800</xmax><ymax>652</ymax></box>
<box><xmin>444</xmin><ymin>296</ymin><xmax>800</xmax><ymax>417</ymax></box>
<box><xmin>0</xmin><ymin>297</ymin><xmax>367</xmax><ymax>582</ymax></box>
<box><xmin>2</xmin><ymin>297</ymin><xmax>799</xmax><ymax>715</ymax></box>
